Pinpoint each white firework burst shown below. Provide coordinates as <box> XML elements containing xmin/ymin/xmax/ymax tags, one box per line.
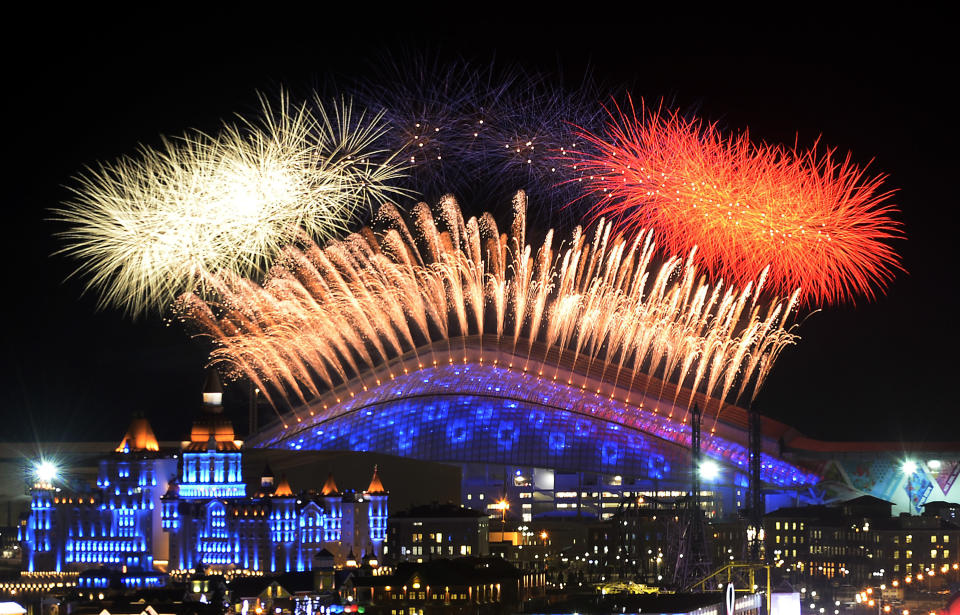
<box><xmin>54</xmin><ymin>92</ymin><xmax>407</xmax><ymax>318</ymax></box>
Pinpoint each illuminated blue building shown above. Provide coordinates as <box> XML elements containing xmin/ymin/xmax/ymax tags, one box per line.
<box><xmin>20</xmin><ymin>375</ymin><xmax>389</xmax><ymax>577</ymax></box>
<box><xmin>247</xmin><ymin>340</ymin><xmax>822</xmax><ymax>522</ymax></box>
<box><xmin>20</xmin><ymin>416</ymin><xmax>176</xmax><ymax>576</ymax></box>
<box><xmin>160</xmin><ymin>377</ymin><xmax>388</xmax><ymax>573</ymax></box>
<box><xmin>248</xmin><ymin>339</ymin><xmax>960</xmax><ymax>521</ymax></box>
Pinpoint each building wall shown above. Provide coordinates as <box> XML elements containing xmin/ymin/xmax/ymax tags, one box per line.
<box><xmin>387</xmin><ymin>511</ymin><xmax>489</xmax><ymax>563</ymax></box>
<box><xmin>21</xmin><ymin>444</ymin><xmax>386</xmax><ymax>574</ymax></box>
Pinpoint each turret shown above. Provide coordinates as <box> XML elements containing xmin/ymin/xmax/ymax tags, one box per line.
<box><xmin>259</xmin><ymin>463</ymin><xmax>275</xmax><ymax>495</ymax></box>
<box><xmin>321</xmin><ymin>472</ymin><xmax>342</xmax><ymax>543</ymax></box>
<box><xmin>202</xmin><ymin>369</ymin><xmax>223</xmax><ymax>409</ymax></box>
<box><xmin>178</xmin><ymin>369</ymin><xmax>244</xmax><ymax>499</ymax></box>
<box><xmin>364</xmin><ymin>466</ymin><xmax>388</xmax><ymax>557</ymax></box>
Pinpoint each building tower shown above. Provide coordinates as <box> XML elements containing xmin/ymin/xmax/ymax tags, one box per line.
<box><xmin>747</xmin><ymin>407</ymin><xmax>765</xmax><ymax>562</ymax></box>
<box><xmin>178</xmin><ymin>370</ymin><xmax>245</xmax><ymax>499</ymax></box>
<box><xmin>21</xmin><ymin>415</ymin><xmax>174</xmax><ymax>575</ymax></box>
<box><xmin>321</xmin><ymin>473</ymin><xmax>342</xmax><ymax>545</ymax></box>
<box><xmin>671</xmin><ymin>404</ymin><xmax>712</xmax><ymax>589</ymax></box>
<box><xmin>22</xmin><ymin>465</ymin><xmax>56</xmax><ymax>572</ymax></box>
<box><xmin>365</xmin><ymin>466</ymin><xmax>388</xmax><ymax>557</ymax></box>
<box><xmin>269</xmin><ymin>474</ymin><xmax>296</xmax><ymax>573</ymax></box>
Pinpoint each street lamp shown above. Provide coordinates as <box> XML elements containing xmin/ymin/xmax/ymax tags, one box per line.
<box><xmin>700</xmin><ymin>460</ymin><xmax>720</xmax><ymax>481</ymax></box>
<box><xmin>495</xmin><ymin>498</ymin><xmax>509</xmax><ymax>531</ymax></box>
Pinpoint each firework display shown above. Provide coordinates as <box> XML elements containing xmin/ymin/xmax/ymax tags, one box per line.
<box><xmin>54</xmin><ymin>94</ymin><xmax>407</xmax><ymax>317</ymax></box>
<box><xmin>53</xmin><ymin>61</ymin><xmax>906</xmax><ymax>443</ymax></box>
<box><xmin>349</xmin><ymin>56</ymin><xmax>609</xmax><ymax>223</ymax></box>
<box><xmin>571</xmin><ymin>99</ymin><xmax>902</xmax><ymax>304</ymax></box>
<box><xmin>180</xmin><ymin>191</ymin><xmax>799</xmax><ymax>424</ymax></box>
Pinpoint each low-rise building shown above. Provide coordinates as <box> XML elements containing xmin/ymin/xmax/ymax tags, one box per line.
<box><xmin>386</xmin><ymin>503</ymin><xmax>488</xmax><ymax>564</ymax></box>
<box><xmin>346</xmin><ymin>557</ymin><xmax>544</xmax><ymax>614</ymax></box>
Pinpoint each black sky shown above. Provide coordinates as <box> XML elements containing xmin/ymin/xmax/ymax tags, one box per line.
<box><xmin>3</xmin><ymin>16</ymin><xmax>957</xmax><ymax>443</ymax></box>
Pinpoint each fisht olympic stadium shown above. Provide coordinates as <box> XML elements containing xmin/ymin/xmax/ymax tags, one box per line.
<box><xmin>246</xmin><ymin>337</ymin><xmax>960</xmax><ymax>521</ymax></box>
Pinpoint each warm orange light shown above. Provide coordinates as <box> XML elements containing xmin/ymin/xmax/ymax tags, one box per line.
<box><xmin>867</xmin><ymin>588</ymin><xmax>873</xmax><ymax>595</ymax></box>
<box><xmin>868</xmin><ymin>600</ymin><xmax>875</xmax><ymax>607</ymax></box>
<box><xmin>574</xmin><ymin>97</ymin><xmax>902</xmax><ymax>305</ymax></box>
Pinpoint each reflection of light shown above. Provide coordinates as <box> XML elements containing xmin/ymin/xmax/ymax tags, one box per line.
<box><xmin>927</xmin><ymin>459</ymin><xmax>941</xmax><ymax>470</ymax></box>
<box><xmin>35</xmin><ymin>461</ymin><xmax>58</xmax><ymax>484</ymax></box>
<box><xmin>700</xmin><ymin>460</ymin><xmax>720</xmax><ymax>481</ymax></box>
<box><xmin>902</xmin><ymin>460</ymin><xmax>918</xmax><ymax>475</ymax></box>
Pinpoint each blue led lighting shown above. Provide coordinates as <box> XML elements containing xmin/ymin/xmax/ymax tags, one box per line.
<box><xmin>259</xmin><ymin>364</ymin><xmax>819</xmax><ymax>488</ymax></box>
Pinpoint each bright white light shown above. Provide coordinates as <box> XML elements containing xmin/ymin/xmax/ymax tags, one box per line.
<box><xmin>700</xmin><ymin>460</ymin><xmax>720</xmax><ymax>481</ymax></box>
<box><xmin>902</xmin><ymin>460</ymin><xmax>918</xmax><ymax>475</ymax></box>
<box><xmin>927</xmin><ymin>459</ymin><xmax>941</xmax><ymax>470</ymax></box>
<box><xmin>35</xmin><ymin>461</ymin><xmax>58</xmax><ymax>483</ymax></box>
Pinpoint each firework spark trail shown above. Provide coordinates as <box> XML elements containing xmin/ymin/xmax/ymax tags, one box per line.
<box><xmin>569</xmin><ymin>98</ymin><xmax>903</xmax><ymax>305</ymax></box>
<box><xmin>349</xmin><ymin>55</ymin><xmax>610</xmax><ymax>224</ymax></box>
<box><xmin>181</xmin><ymin>191</ymin><xmax>800</xmax><ymax>429</ymax></box>
<box><xmin>54</xmin><ymin>93</ymin><xmax>408</xmax><ymax>318</ymax></box>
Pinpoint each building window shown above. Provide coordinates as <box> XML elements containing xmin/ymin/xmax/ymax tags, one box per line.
<box><xmin>906</xmin><ymin>535</ymin><xmax>913</xmax><ymax>544</ymax></box>
<box><xmin>932</xmin><ymin>536</ymin><xmax>938</xmax><ymax>544</ymax></box>
<box><xmin>931</xmin><ymin>550</ymin><xmax>938</xmax><ymax>559</ymax></box>
<box><xmin>906</xmin><ymin>550</ymin><xmax>912</xmax><ymax>559</ymax></box>
<box><xmin>944</xmin><ymin>550</ymin><xmax>950</xmax><ymax>559</ymax></box>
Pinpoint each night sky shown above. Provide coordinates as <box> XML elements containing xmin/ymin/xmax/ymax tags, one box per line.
<box><xmin>3</xmin><ymin>17</ymin><xmax>957</xmax><ymax>444</ymax></box>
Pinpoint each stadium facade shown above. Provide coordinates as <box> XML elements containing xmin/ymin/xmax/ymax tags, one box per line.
<box><xmin>248</xmin><ymin>339</ymin><xmax>960</xmax><ymax>522</ymax></box>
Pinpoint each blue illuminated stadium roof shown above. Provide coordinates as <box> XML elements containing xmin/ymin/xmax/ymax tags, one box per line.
<box><xmin>250</xmin><ymin>361</ymin><xmax>819</xmax><ymax>488</ymax></box>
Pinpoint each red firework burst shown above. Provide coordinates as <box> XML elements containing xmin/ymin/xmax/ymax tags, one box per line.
<box><xmin>569</xmin><ymin>98</ymin><xmax>903</xmax><ymax>305</ymax></box>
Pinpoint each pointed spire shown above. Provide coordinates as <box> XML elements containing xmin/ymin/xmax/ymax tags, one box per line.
<box><xmin>321</xmin><ymin>472</ymin><xmax>339</xmax><ymax>496</ymax></box>
<box><xmin>202</xmin><ymin>369</ymin><xmax>223</xmax><ymax>411</ymax></box>
<box><xmin>273</xmin><ymin>473</ymin><xmax>293</xmax><ymax>497</ymax></box>
<box><xmin>366</xmin><ymin>465</ymin><xmax>386</xmax><ymax>495</ymax></box>
<box><xmin>115</xmin><ymin>414</ymin><xmax>159</xmax><ymax>452</ymax></box>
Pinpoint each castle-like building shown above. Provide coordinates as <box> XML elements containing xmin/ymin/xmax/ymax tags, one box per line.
<box><xmin>20</xmin><ymin>373</ymin><xmax>388</xmax><ymax>579</ymax></box>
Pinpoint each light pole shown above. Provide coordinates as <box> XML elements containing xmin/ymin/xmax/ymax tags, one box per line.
<box><xmin>496</xmin><ymin>499</ymin><xmax>509</xmax><ymax>532</ymax></box>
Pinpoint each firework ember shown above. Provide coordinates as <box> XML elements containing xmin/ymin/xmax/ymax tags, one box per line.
<box><xmin>54</xmin><ymin>93</ymin><xmax>407</xmax><ymax>318</ymax></box>
<box><xmin>181</xmin><ymin>191</ymin><xmax>799</xmax><ymax>427</ymax></box>
<box><xmin>570</xmin><ymin>99</ymin><xmax>903</xmax><ymax>304</ymax></box>
<box><xmin>350</xmin><ymin>55</ymin><xmax>609</xmax><ymax>224</ymax></box>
